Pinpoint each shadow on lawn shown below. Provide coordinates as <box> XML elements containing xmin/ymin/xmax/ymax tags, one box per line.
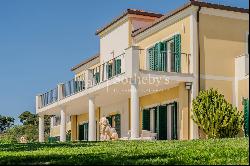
<box><xmin>0</xmin><ymin>142</ymin><xmax>99</xmax><ymax>152</ymax></box>
<box><xmin>0</xmin><ymin>152</ymin><xmax>192</xmax><ymax>165</ymax></box>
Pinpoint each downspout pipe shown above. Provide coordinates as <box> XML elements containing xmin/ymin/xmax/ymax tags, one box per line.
<box><xmin>197</xmin><ymin>6</ymin><xmax>201</xmax><ymax>92</ymax></box>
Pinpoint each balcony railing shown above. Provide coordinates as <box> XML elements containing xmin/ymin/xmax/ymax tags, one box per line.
<box><xmin>91</xmin><ymin>53</ymin><xmax>125</xmax><ymax>86</ymax></box>
<box><xmin>62</xmin><ymin>74</ymin><xmax>85</xmax><ymax>98</ymax></box>
<box><xmin>37</xmin><ymin>47</ymin><xmax>192</xmax><ymax>109</ymax></box>
<box><xmin>140</xmin><ymin>51</ymin><xmax>191</xmax><ymax>74</ymax></box>
<box><xmin>40</xmin><ymin>87</ymin><xmax>58</xmax><ymax>108</ymax></box>
<box><xmin>38</xmin><ymin>53</ymin><xmax>125</xmax><ymax>109</ymax></box>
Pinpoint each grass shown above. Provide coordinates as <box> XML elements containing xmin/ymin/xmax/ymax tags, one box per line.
<box><xmin>0</xmin><ymin>138</ymin><xmax>248</xmax><ymax>165</ymax></box>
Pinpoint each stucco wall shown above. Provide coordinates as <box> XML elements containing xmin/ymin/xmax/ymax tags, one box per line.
<box><xmin>199</xmin><ymin>13</ymin><xmax>248</xmax><ymax>106</ymax></box>
<box><xmin>100</xmin><ymin>20</ymin><xmax>129</xmax><ymax>63</ymax></box>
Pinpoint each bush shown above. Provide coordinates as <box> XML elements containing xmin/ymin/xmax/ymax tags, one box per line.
<box><xmin>191</xmin><ymin>89</ymin><xmax>243</xmax><ymax>138</ymax></box>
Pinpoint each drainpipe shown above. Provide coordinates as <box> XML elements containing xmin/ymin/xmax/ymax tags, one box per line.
<box><xmin>197</xmin><ymin>6</ymin><xmax>201</xmax><ymax>92</ymax></box>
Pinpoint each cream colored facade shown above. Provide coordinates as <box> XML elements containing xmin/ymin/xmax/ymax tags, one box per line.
<box><xmin>36</xmin><ymin>2</ymin><xmax>249</xmax><ymax>142</ymax></box>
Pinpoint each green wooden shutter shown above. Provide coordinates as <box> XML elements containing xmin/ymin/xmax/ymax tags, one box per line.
<box><xmin>94</xmin><ymin>72</ymin><xmax>100</xmax><ymax>84</ymax></box>
<box><xmin>114</xmin><ymin>114</ymin><xmax>121</xmax><ymax>137</ymax></box>
<box><xmin>154</xmin><ymin>43</ymin><xmax>160</xmax><ymax>71</ymax></box>
<box><xmin>142</xmin><ymin>109</ymin><xmax>150</xmax><ymax>131</ymax></box>
<box><xmin>106</xmin><ymin>63</ymin><xmax>113</xmax><ymax>79</ymax></box>
<box><xmin>158</xmin><ymin>105</ymin><xmax>168</xmax><ymax>140</ymax></box>
<box><xmin>162</xmin><ymin>42</ymin><xmax>167</xmax><ymax>71</ymax></box>
<box><xmin>115</xmin><ymin>59</ymin><xmax>121</xmax><ymax>75</ymax></box>
<box><xmin>149</xmin><ymin>48</ymin><xmax>155</xmax><ymax>70</ymax></box>
<box><xmin>243</xmin><ymin>98</ymin><xmax>249</xmax><ymax>137</ymax></box>
<box><xmin>174</xmin><ymin>34</ymin><xmax>181</xmax><ymax>72</ymax></box>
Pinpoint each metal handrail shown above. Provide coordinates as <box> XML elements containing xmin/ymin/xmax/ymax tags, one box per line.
<box><xmin>40</xmin><ymin>87</ymin><xmax>58</xmax><ymax>108</ymax></box>
<box><xmin>91</xmin><ymin>53</ymin><xmax>125</xmax><ymax>87</ymax></box>
<box><xmin>143</xmin><ymin>50</ymin><xmax>191</xmax><ymax>73</ymax></box>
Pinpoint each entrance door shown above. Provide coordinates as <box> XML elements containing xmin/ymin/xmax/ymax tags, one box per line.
<box><xmin>78</xmin><ymin>122</ymin><xmax>88</xmax><ymax>141</ymax></box>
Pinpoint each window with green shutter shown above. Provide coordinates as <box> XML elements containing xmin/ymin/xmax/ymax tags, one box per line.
<box><xmin>142</xmin><ymin>109</ymin><xmax>150</xmax><ymax>131</ymax></box>
<box><xmin>106</xmin><ymin>63</ymin><xmax>113</xmax><ymax>79</ymax></box>
<box><xmin>94</xmin><ymin>72</ymin><xmax>100</xmax><ymax>84</ymax></box>
<box><xmin>174</xmin><ymin>34</ymin><xmax>181</xmax><ymax>72</ymax></box>
<box><xmin>149</xmin><ymin>48</ymin><xmax>155</xmax><ymax>70</ymax></box>
<box><xmin>114</xmin><ymin>59</ymin><xmax>121</xmax><ymax>75</ymax></box>
<box><xmin>148</xmin><ymin>42</ymin><xmax>167</xmax><ymax>71</ymax></box>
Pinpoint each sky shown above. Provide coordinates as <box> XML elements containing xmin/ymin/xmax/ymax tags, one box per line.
<box><xmin>0</xmin><ymin>0</ymin><xmax>248</xmax><ymax>124</ymax></box>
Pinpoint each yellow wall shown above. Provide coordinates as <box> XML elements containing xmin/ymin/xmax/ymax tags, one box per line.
<box><xmin>50</xmin><ymin>122</ymin><xmax>71</xmax><ymax>137</ymax></box>
<box><xmin>238</xmin><ymin>78</ymin><xmax>249</xmax><ymax>111</ymax></box>
<box><xmin>200</xmin><ymin>79</ymin><xmax>233</xmax><ymax>103</ymax></box>
<box><xmin>200</xmin><ymin>14</ymin><xmax>248</xmax><ymax>77</ymax></box>
<box><xmin>136</xmin><ymin>16</ymin><xmax>191</xmax><ymax>73</ymax></box>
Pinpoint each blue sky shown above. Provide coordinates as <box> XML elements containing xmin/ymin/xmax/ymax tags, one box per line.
<box><xmin>0</xmin><ymin>0</ymin><xmax>248</xmax><ymax>124</ymax></box>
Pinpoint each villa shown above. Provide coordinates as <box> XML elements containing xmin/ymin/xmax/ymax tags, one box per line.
<box><xmin>36</xmin><ymin>0</ymin><xmax>249</xmax><ymax>142</ymax></box>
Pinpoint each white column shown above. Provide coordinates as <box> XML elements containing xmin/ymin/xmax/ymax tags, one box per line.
<box><xmin>190</xmin><ymin>9</ymin><xmax>199</xmax><ymax>140</ymax></box>
<box><xmin>130</xmin><ymin>79</ymin><xmax>139</xmax><ymax>139</ymax></box>
<box><xmin>39</xmin><ymin>115</ymin><xmax>44</xmax><ymax>142</ymax></box>
<box><xmin>150</xmin><ymin>109</ymin><xmax>155</xmax><ymax>132</ymax></box>
<box><xmin>60</xmin><ymin>109</ymin><xmax>66</xmax><ymax>142</ymax></box>
<box><xmin>50</xmin><ymin>116</ymin><xmax>54</xmax><ymax>129</ymax></box>
<box><xmin>88</xmin><ymin>96</ymin><xmax>96</xmax><ymax>141</ymax></box>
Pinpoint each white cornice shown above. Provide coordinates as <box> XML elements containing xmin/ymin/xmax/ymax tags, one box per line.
<box><xmin>200</xmin><ymin>7</ymin><xmax>249</xmax><ymax>20</ymax></box>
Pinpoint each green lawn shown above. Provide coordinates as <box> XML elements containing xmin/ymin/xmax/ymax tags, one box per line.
<box><xmin>0</xmin><ymin>138</ymin><xmax>248</xmax><ymax>165</ymax></box>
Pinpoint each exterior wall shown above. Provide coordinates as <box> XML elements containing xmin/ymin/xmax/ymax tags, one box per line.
<box><xmin>200</xmin><ymin>79</ymin><xmax>233</xmax><ymax>103</ymax></box>
<box><xmin>100</xmin><ymin>20</ymin><xmax>129</xmax><ymax>63</ymax></box>
<box><xmin>199</xmin><ymin>13</ymin><xmax>249</xmax><ymax>105</ymax></box>
<box><xmin>100</xmin><ymin>99</ymin><xmax>129</xmax><ymax>137</ymax></box>
<box><xmin>238</xmin><ymin>78</ymin><xmax>249</xmax><ymax>111</ymax></box>
<box><xmin>135</xmin><ymin>16</ymin><xmax>191</xmax><ymax>73</ymax></box>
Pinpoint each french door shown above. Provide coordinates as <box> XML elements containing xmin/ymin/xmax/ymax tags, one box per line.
<box><xmin>142</xmin><ymin>102</ymin><xmax>178</xmax><ymax>140</ymax></box>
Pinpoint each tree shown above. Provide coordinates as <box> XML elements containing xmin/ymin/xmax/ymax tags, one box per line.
<box><xmin>0</xmin><ymin>115</ymin><xmax>15</xmax><ymax>133</ymax></box>
<box><xmin>191</xmin><ymin>88</ymin><xmax>243</xmax><ymax>138</ymax></box>
<box><xmin>19</xmin><ymin>111</ymin><xmax>38</xmax><ymax>125</ymax></box>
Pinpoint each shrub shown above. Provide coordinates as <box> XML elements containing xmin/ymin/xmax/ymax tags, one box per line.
<box><xmin>191</xmin><ymin>88</ymin><xmax>243</xmax><ymax>138</ymax></box>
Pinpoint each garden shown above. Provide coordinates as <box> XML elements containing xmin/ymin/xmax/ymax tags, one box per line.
<box><xmin>0</xmin><ymin>138</ymin><xmax>249</xmax><ymax>165</ymax></box>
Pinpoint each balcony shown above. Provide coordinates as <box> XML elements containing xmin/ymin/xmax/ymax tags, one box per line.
<box><xmin>37</xmin><ymin>53</ymin><xmax>126</xmax><ymax>109</ymax></box>
<box><xmin>37</xmin><ymin>46</ymin><xmax>192</xmax><ymax>110</ymax></box>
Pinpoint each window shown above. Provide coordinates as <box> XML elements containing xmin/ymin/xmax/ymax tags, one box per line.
<box><xmin>147</xmin><ymin>34</ymin><xmax>181</xmax><ymax>72</ymax></box>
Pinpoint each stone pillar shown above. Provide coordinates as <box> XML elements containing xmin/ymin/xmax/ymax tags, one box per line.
<box><xmin>130</xmin><ymin>79</ymin><xmax>139</xmax><ymax>139</ymax></box>
<box><xmin>60</xmin><ymin>109</ymin><xmax>66</xmax><ymax>142</ymax></box>
<box><xmin>88</xmin><ymin>96</ymin><xmax>96</xmax><ymax>141</ymax></box>
<box><xmin>39</xmin><ymin>115</ymin><xmax>45</xmax><ymax>142</ymax></box>
<box><xmin>57</xmin><ymin>83</ymin><xmax>64</xmax><ymax>100</ymax></box>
